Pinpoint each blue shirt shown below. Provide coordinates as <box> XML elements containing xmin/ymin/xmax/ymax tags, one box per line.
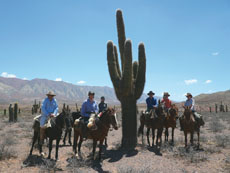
<box><xmin>146</xmin><ymin>97</ymin><xmax>158</xmax><ymax>110</ymax></box>
<box><xmin>81</xmin><ymin>99</ymin><xmax>99</xmax><ymax>117</ymax></box>
<box><xmin>184</xmin><ymin>98</ymin><xmax>195</xmax><ymax>111</ymax></box>
<box><xmin>41</xmin><ymin>97</ymin><xmax>59</xmax><ymax>116</ymax></box>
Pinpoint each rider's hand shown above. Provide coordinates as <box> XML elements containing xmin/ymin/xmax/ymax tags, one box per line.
<box><xmin>50</xmin><ymin>114</ymin><xmax>55</xmax><ymax>117</ymax></box>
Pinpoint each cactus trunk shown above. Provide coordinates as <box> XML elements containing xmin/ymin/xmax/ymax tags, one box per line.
<box><xmin>121</xmin><ymin>98</ymin><xmax>137</xmax><ymax>148</ymax></box>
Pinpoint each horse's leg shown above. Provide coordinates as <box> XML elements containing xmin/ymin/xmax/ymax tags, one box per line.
<box><xmin>78</xmin><ymin>136</ymin><xmax>83</xmax><ymax>153</ymax></box>
<box><xmin>93</xmin><ymin>139</ymin><xmax>97</xmax><ymax>160</ymax></box>
<box><xmin>184</xmin><ymin>131</ymin><xmax>187</xmax><ymax>147</ymax></box>
<box><xmin>171</xmin><ymin>128</ymin><xmax>174</xmax><ymax>143</ymax></box>
<box><xmin>30</xmin><ymin>130</ymin><xmax>38</xmax><ymax>155</ymax></box>
<box><xmin>165</xmin><ymin>128</ymin><xmax>168</xmax><ymax>142</ymax></box>
<box><xmin>63</xmin><ymin>130</ymin><xmax>67</xmax><ymax>145</ymax></box>
<box><xmin>73</xmin><ymin>130</ymin><xmax>78</xmax><ymax>154</ymax></box>
<box><xmin>99</xmin><ymin>139</ymin><xmax>104</xmax><ymax>161</ymax></box>
<box><xmin>152</xmin><ymin>129</ymin><xmax>155</xmax><ymax>146</ymax></box>
<box><xmin>197</xmin><ymin>131</ymin><xmax>200</xmax><ymax>149</ymax></box>
<box><xmin>147</xmin><ymin>128</ymin><xmax>150</xmax><ymax>146</ymax></box>
<box><xmin>68</xmin><ymin>129</ymin><xmax>72</xmax><ymax>146</ymax></box>
<box><xmin>104</xmin><ymin>137</ymin><xmax>108</xmax><ymax>147</ymax></box>
<box><xmin>191</xmin><ymin>132</ymin><xmax>194</xmax><ymax>146</ymax></box>
<box><xmin>48</xmin><ymin>139</ymin><xmax>53</xmax><ymax>159</ymax></box>
<box><xmin>55</xmin><ymin>138</ymin><xmax>60</xmax><ymax>160</ymax></box>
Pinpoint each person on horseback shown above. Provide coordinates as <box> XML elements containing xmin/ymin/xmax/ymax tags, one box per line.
<box><xmin>146</xmin><ymin>91</ymin><xmax>158</xmax><ymax>111</ymax></box>
<box><xmin>161</xmin><ymin>92</ymin><xmax>172</xmax><ymax>113</ymax></box>
<box><xmin>99</xmin><ymin>96</ymin><xmax>107</xmax><ymax>113</ymax></box>
<box><xmin>40</xmin><ymin>91</ymin><xmax>59</xmax><ymax>145</ymax></box>
<box><xmin>81</xmin><ymin>91</ymin><xmax>99</xmax><ymax>140</ymax></box>
<box><xmin>180</xmin><ymin>93</ymin><xmax>204</xmax><ymax>131</ymax></box>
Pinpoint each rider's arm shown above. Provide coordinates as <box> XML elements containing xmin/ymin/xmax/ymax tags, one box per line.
<box><xmin>53</xmin><ymin>99</ymin><xmax>59</xmax><ymax>116</ymax></box>
<box><xmin>191</xmin><ymin>99</ymin><xmax>195</xmax><ymax>111</ymax></box>
<box><xmin>94</xmin><ymin>102</ymin><xmax>99</xmax><ymax>114</ymax></box>
<box><xmin>81</xmin><ymin>102</ymin><xmax>87</xmax><ymax>117</ymax></box>
<box><xmin>41</xmin><ymin>99</ymin><xmax>49</xmax><ymax>116</ymax></box>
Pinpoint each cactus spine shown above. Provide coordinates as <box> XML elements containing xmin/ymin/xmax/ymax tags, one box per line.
<box><xmin>107</xmin><ymin>9</ymin><xmax>146</xmax><ymax>149</ymax></box>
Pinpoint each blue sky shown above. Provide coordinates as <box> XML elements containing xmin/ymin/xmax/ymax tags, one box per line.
<box><xmin>0</xmin><ymin>0</ymin><xmax>230</xmax><ymax>101</ymax></box>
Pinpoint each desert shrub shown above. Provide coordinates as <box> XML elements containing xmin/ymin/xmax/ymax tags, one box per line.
<box><xmin>215</xmin><ymin>135</ymin><xmax>230</xmax><ymax>148</ymax></box>
<box><xmin>117</xmin><ymin>165</ymin><xmax>153</xmax><ymax>173</ymax></box>
<box><xmin>0</xmin><ymin>136</ymin><xmax>17</xmax><ymax>160</ymax></box>
<box><xmin>209</xmin><ymin>117</ymin><xmax>225</xmax><ymax>133</ymax></box>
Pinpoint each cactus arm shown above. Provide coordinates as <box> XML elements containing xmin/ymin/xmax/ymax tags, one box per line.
<box><xmin>116</xmin><ymin>9</ymin><xmax>126</xmax><ymax>71</ymax></box>
<box><xmin>121</xmin><ymin>40</ymin><xmax>133</xmax><ymax>95</ymax></box>
<box><xmin>114</xmin><ymin>45</ymin><xmax>122</xmax><ymax>78</ymax></box>
<box><xmin>132</xmin><ymin>61</ymin><xmax>138</xmax><ymax>80</ymax></box>
<box><xmin>135</xmin><ymin>43</ymin><xmax>146</xmax><ymax>99</ymax></box>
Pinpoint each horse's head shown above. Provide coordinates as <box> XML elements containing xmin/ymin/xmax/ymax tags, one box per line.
<box><xmin>169</xmin><ymin>104</ymin><xmax>179</xmax><ymax>119</ymax></box>
<box><xmin>183</xmin><ymin>106</ymin><xmax>192</xmax><ymax>120</ymax></box>
<box><xmin>99</xmin><ymin>108</ymin><xmax>118</xmax><ymax>130</ymax></box>
<box><xmin>155</xmin><ymin>100</ymin><xmax>166</xmax><ymax>119</ymax></box>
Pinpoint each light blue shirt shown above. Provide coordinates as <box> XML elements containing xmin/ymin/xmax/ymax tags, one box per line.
<box><xmin>184</xmin><ymin>98</ymin><xmax>195</xmax><ymax>111</ymax></box>
<box><xmin>81</xmin><ymin>99</ymin><xmax>98</xmax><ymax>117</ymax></box>
<box><xmin>41</xmin><ymin>98</ymin><xmax>59</xmax><ymax>116</ymax></box>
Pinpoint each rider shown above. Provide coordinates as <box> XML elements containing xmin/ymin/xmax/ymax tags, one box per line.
<box><xmin>146</xmin><ymin>91</ymin><xmax>158</xmax><ymax>118</ymax></box>
<box><xmin>81</xmin><ymin>91</ymin><xmax>99</xmax><ymax>140</ymax></box>
<box><xmin>40</xmin><ymin>91</ymin><xmax>59</xmax><ymax>145</ymax></box>
<box><xmin>180</xmin><ymin>93</ymin><xmax>204</xmax><ymax>130</ymax></box>
<box><xmin>161</xmin><ymin>92</ymin><xmax>172</xmax><ymax>113</ymax></box>
<box><xmin>99</xmin><ymin>96</ymin><xmax>107</xmax><ymax>113</ymax></box>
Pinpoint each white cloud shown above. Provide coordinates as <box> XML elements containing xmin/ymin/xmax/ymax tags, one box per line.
<box><xmin>22</xmin><ymin>77</ymin><xmax>28</xmax><ymax>80</ymax></box>
<box><xmin>55</xmin><ymin>78</ymin><xmax>62</xmax><ymax>81</ymax></box>
<box><xmin>77</xmin><ymin>80</ymin><xmax>86</xmax><ymax>84</ymax></box>
<box><xmin>1</xmin><ymin>72</ymin><xmax>16</xmax><ymax>78</ymax></box>
<box><xmin>205</xmin><ymin>80</ymin><xmax>212</xmax><ymax>84</ymax></box>
<box><xmin>212</xmin><ymin>52</ymin><xmax>219</xmax><ymax>56</ymax></box>
<box><xmin>184</xmin><ymin>79</ymin><xmax>198</xmax><ymax>85</ymax></box>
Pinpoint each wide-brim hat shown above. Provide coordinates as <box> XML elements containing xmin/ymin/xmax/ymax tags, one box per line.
<box><xmin>46</xmin><ymin>91</ymin><xmax>56</xmax><ymax>96</ymax></box>
<box><xmin>88</xmin><ymin>91</ymin><xmax>95</xmax><ymax>96</ymax></box>
<box><xmin>147</xmin><ymin>91</ymin><xmax>155</xmax><ymax>95</ymax></box>
<box><xmin>101</xmin><ymin>96</ymin><xmax>105</xmax><ymax>99</ymax></box>
<box><xmin>185</xmin><ymin>93</ymin><xmax>192</xmax><ymax>98</ymax></box>
<box><xmin>163</xmin><ymin>92</ymin><xmax>170</xmax><ymax>97</ymax></box>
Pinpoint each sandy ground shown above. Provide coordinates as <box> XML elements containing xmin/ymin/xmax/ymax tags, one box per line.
<box><xmin>0</xmin><ymin>109</ymin><xmax>230</xmax><ymax>173</ymax></box>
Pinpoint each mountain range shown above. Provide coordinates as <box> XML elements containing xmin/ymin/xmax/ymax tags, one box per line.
<box><xmin>0</xmin><ymin>77</ymin><xmax>153</xmax><ymax>105</ymax></box>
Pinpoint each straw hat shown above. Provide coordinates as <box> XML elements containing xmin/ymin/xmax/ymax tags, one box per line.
<box><xmin>46</xmin><ymin>91</ymin><xmax>56</xmax><ymax>96</ymax></box>
<box><xmin>185</xmin><ymin>93</ymin><xmax>192</xmax><ymax>98</ymax></box>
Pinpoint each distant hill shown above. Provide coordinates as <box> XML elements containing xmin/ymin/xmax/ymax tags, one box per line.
<box><xmin>0</xmin><ymin>77</ymin><xmax>151</xmax><ymax>105</ymax></box>
<box><xmin>194</xmin><ymin>90</ymin><xmax>230</xmax><ymax>107</ymax></box>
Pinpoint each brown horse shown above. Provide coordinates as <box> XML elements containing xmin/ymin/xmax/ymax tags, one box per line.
<box><xmin>180</xmin><ymin>107</ymin><xmax>200</xmax><ymax>147</ymax></box>
<box><xmin>164</xmin><ymin>104</ymin><xmax>179</xmax><ymax>143</ymax></box>
<box><xmin>73</xmin><ymin>108</ymin><xmax>118</xmax><ymax>160</ymax></box>
<box><xmin>138</xmin><ymin>101</ymin><xmax>166</xmax><ymax>147</ymax></box>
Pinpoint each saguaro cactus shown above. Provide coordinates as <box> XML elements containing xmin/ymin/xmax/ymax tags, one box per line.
<box><xmin>9</xmin><ymin>104</ymin><xmax>14</xmax><ymax>122</ymax></box>
<box><xmin>14</xmin><ymin>103</ymin><xmax>18</xmax><ymax>122</ymax></box>
<box><xmin>107</xmin><ymin>9</ymin><xmax>146</xmax><ymax>149</ymax></box>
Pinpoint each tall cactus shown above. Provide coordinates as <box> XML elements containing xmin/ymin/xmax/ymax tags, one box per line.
<box><xmin>107</xmin><ymin>9</ymin><xmax>146</xmax><ymax>149</ymax></box>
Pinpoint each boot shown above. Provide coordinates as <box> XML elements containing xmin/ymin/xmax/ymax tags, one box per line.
<box><xmin>40</xmin><ymin>127</ymin><xmax>46</xmax><ymax>145</ymax></box>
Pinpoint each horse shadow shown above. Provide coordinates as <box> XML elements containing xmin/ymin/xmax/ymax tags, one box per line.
<box><xmin>147</xmin><ymin>145</ymin><xmax>163</xmax><ymax>156</ymax></box>
<box><xmin>66</xmin><ymin>155</ymin><xmax>109</xmax><ymax>173</ymax></box>
<box><xmin>22</xmin><ymin>154</ymin><xmax>62</xmax><ymax>171</ymax></box>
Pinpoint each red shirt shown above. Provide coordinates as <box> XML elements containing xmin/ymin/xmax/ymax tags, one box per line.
<box><xmin>161</xmin><ymin>98</ymin><xmax>172</xmax><ymax>109</ymax></box>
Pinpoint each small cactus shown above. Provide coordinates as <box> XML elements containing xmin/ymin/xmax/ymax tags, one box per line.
<box><xmin>14</xmin><ymin>103</ymin><xmax>18</xmax><ymax>122</ymax></box>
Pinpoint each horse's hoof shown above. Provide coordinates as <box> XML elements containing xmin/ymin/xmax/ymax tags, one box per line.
<box><xmin>40</xmin><ymin>152</ymin><xmax>45</xmax><ymax>157</ymax></box>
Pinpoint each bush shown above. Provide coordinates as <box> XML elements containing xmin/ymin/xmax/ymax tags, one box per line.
<box><xmin>209</xmin><ymin>118</ymin><xmax>225</xmax><ymax>133</ymax></box>
<box><xmin>215</xmin><ymin>135</ymin><xmax>230</xmax><ymax>148</ymax></box>
<box><xmin>0</xmin><ymin>142</ymin><xmax>17</xmax><ymax>160</ymax></box>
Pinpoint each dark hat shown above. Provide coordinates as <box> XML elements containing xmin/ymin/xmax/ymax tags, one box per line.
<box><xmin>163</xmin><ymin>92</ymin><xmax>170</xmax><ymax>97</ymax></box>
<box><xmin>88</xmin><ymin>91</ymin><xmax>95</xmax><ymax>96</ymax></box>
<box><xmin>101</xmin><ymin>96</ymin><xmax>105</xmax><ymax>99</ymax></box>
<box><xmin>46</xmin><ymin>91</ymin><xmax>56</xmax><ymax>96</ymax></box>
<box><xmin>147</xmin><ymin>91</ymin><xmax>155</xmax><ymax>95</ymax></box>
<box><xmin>185</xmin><ymin>93</ymin><xmax>192</xmax><ymax>98</ymax></box>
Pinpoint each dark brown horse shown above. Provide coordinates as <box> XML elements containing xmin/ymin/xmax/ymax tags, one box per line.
<box><xmin>164</xmin><ymin>104</ymin><xmax>179</xmax><ymax>143</ymax></box>
<box><xmin>180</xmin><ymin>107</ymin><xmax>200</xmax><ymax>147</ymax></box>
<box><xmin>138</xmin><ymin>101</ymin><xmax>166</xmax><ymax>147</ymax></box>
<box><xmin>30</xmin><ymin>111</ymin><xmax>67</xmax><ymax>160</ymax></box>
<box><xmin>73</xmin><ymin>108</ymin><xmax>118</xmax><ymax>160</ymax></box>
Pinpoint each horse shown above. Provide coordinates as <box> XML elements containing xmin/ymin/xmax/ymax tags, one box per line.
<box><xmin>180</xmin><ymin>107</ymin><xmax>200</xmax><ymax>148</ymax></box>
<box><xmin>62</xmin><ymin>111</ymin><xmax>81</xmax><ymax>146</ymax></box>
<box><xmin>138</xmin><ymin>101</ymin><xmax>166</xmax><ymax>147</ymax></box>
<box><xmin>164</xmin><ymin>104</ymin><xmax>179</xmax><ymax>143</ymax></box>
<box><xmin>29</xmin><ymin>110</ymin><xmax>67</xmax><ymax>160</ymax></box>
<box><xmin>73</xmin><ymin>108</ymin><xmax>118</xmax><ymax>160</ymax></box>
